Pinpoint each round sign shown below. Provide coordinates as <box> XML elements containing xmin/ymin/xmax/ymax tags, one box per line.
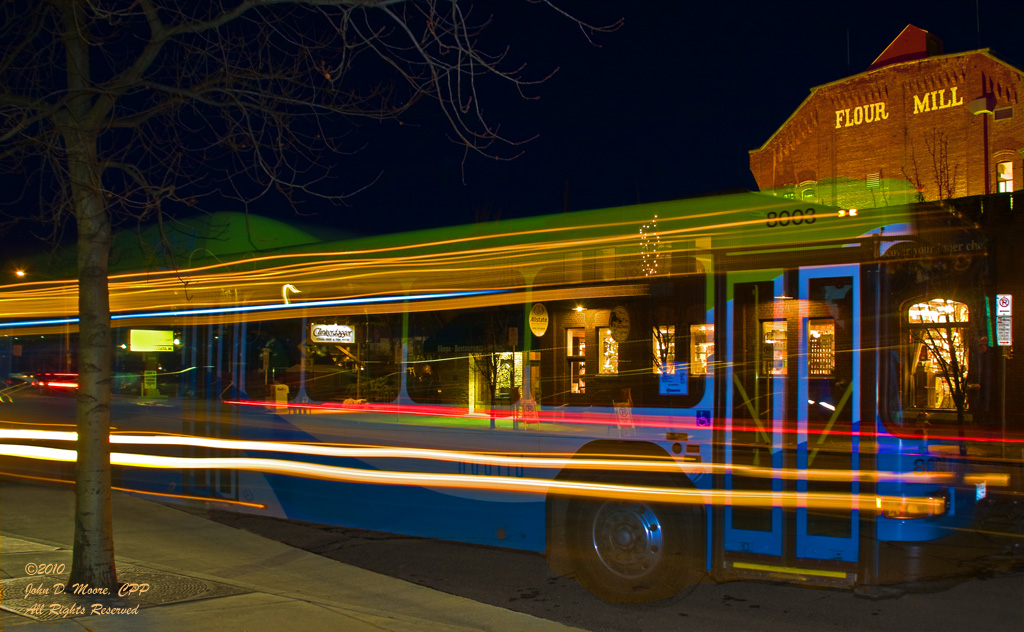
<box><xmin>529</xmin><ymin>303</ymin><xmax>549</xmax><ymax>337</ymax></box>
<box><xmin>610</xmin><ymin>305</ymin><xmax>631</xmax><ymax>343</ymax></box>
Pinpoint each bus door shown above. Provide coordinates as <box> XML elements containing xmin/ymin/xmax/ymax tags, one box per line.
<box><xmin>718</xmin><ymin>267</ymin><xmax>860</xmax><ymax>582</ymax></box>
<box><xmin>794</xmin><ymin>266</ymin><xmax>860</xmax><ymax>569</ymax></box>
<box><xmin>721</xmin><ymin>272</ymin><xmax>788</xmax><ymax>562</ymax></box>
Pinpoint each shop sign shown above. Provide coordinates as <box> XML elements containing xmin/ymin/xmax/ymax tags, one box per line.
<box><xmin>311</xmin><ymin>323</ymin><xmax>354</xmax><ymax>344</ymax></box>
<box><xmin>659</xmin><ymin>362</ymin><xmax>689</xmax><ymax>395</ymax></box>
<box><xmin>129</xmin><ymin>329</ymin><xmax>174</xmax><ymax>352</ymax></box>
<box><xmin>610</xmin><ymin>305</ymin><xmax>631</xmax><ymax>343</ymax></box>
<box><xmin>529</xmin><ymin>303</ymin><xmax>549</xmax><ymax>337</ymax></box>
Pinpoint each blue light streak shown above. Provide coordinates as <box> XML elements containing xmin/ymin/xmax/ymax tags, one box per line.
<box><xmin>0</xmin><ymin>289</ymin><xmax>510</xmax><ymax>330</ymax></box>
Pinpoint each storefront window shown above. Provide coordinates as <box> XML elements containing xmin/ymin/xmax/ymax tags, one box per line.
<box><xmin>567</xmin><ymin>328</ymin><xmax>586</xmax><ymax>394</ymax></box>
<box><xmin>689</xmin><ymin>324</ymin><xmax>714</xmax><ymax>375</ymax></box>
<box><xmin>599</xmin><ymin>328</ymin><xmax>618</xmax><ymax>374</ymax></box>
<box><xmin>761</xmin><ymin>320</ymin><xmax>787</xmax><ymax>376</ymax></box>
<box><xmin>652</xmin><ymin>325</ymin><xmax>675</xmax><ymax>374</ymax></box>
<box><xmin>908</xmin><ymin>298</ymin><xmax>969</xmax><ymax>410</ymax></box>
<box><xmin>495</xmin><ymin>352</ymin><xmax>523</xmax><ymax>390</ymax></box>
<box><xmin>808</xmin><ymin>319</ymin><xmax>835</xmax><ymax>376</ymax></box>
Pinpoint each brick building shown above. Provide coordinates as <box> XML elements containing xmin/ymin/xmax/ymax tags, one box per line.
<box><xmin>749</xmin><ymin>25</ymin><xmax>1024</xmax><ymax>209</ymax></box>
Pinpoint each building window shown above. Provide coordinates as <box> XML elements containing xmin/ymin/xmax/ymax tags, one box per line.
<box><xmin>652</xmin><ymin>325</ymin><xmax>675</xmax><ymax>374</ymax></box>
<box><xmin>907</xmin><ymin>299</ymin><xmax>969</xmax><ymax>410</ymax></box>
<box><xmin>866</xmin><ymin>172</ymin><xmax>881</xmax><ymax>189</ymax></box>
<box><xmin>808</xmin><ymin>319</ymin><xmax>835</xmax><ymax>376</ymax></box>
<box><xmin>994</xmin><ymin>107</ymin><xmax>1013</xmax><ymax>121</ymax></box>
<box><xmin>998</xmin><ymin>161</ymin><xmax>1014</xmax><ymax>193</ymax></box>
<box><xmin>690</xmin><ymin>324</ymin><xmax>714</xmax><ymax>375</ymax></box>
<box><xmin>761</xmin><ymin>320</ymin><xmax>787</xmax><ymax>376</ymax></box>
<box><xmin>567</xmin><ymin>328</ymin><xmax>586</xmax><ymax>394</ymax></box>
<box><xmin>496</xmin><ymin>352</ymin><xmax>522</xmax><ymax>390</ymax></box>
<box><xmin>599</xmin><ymin>328</ymin><xmax>618</xmax><ymax>374</ymax></box>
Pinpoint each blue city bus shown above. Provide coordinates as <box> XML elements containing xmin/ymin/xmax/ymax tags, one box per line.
<box><xmin>0</xmin><ymin>191</ymin><xmax>1013</xmax><ymax>602</ymax></box>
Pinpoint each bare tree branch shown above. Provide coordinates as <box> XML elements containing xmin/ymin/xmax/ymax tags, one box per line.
<box><xmin>0</xmin><ymin>0</ymin><xmax>617</xmax><ymax>590</ymax></box>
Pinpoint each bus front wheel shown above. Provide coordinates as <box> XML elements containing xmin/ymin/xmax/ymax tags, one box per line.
<box><xmin>565</xmin><ymin>490</ymin><xmax>702</xmax><ymax>603</ymax></box>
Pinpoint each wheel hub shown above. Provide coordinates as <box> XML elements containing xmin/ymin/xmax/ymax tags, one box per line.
<box><xmin>591</xmin><ymin>502</ymin><xmax>665</xmax><ymax>579</ymax></box>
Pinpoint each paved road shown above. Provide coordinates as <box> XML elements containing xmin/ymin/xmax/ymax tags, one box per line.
<box><xmin>205</xmin><ymin>507</ymin><xmax>1024</xmax><ymax>632</ymax></box>
<box><xmin>5</xmin><ymin>392</ymin><xmax>1022</xmax><ymax>629</ymax></box>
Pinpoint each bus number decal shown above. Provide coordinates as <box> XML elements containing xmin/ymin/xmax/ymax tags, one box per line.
<box><xmin>766</xmin><ymin>208</ymin><xmax>815</xmax><ymax>228</ymax></box>
<box><xmin>912</xmin><ymin>457</ymin><xmax>947</xmax><ymax>474</ymax></box>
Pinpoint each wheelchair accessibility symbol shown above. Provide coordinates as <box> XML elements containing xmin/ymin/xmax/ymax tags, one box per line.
<box><xmin>696</xmin><ymin>410</ymin><xmax>711</xmax><ymax>427</ymax></box>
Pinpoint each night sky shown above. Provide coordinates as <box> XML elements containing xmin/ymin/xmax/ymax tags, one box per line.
<box><xmin>5</xmin><ymin>1</ymin><xmax>1024</xmax><ymax>259</ymax></box>
<box><xmin>314</xmin><ymin>1</ymin><xmax>1024</xmax><ymax>237</ymax></box>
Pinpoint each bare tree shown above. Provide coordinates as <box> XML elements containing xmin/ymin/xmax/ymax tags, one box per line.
<box><xmin>924</xmin><ymin>130</ymin><xmax>960</xmax><ymax>201</ymax></box>
<box><xmin>901</xmin><ymin>128</ymin><xmax>960</xmax><ymax>202</ymax></box>
<box><xmin>0</xmin><ymin>0</ymin><xmax>617</xmax><ymax>590</ymax></box>
<box><xmin>914</xmin><ymin>314</ymin><xmax>970</xmax><ymax>455</ymax></box>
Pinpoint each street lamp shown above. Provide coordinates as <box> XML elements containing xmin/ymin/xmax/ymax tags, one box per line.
<box><xmin>13</xmin><ymin>268</ymin><xmax>74</xmax><ymax>373</ymax></box>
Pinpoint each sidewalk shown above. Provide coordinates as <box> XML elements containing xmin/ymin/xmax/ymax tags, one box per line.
<box><xmin>0</xmin><ymin>483</ymin><xmax>586</xmax><ymax>632</ymax></box>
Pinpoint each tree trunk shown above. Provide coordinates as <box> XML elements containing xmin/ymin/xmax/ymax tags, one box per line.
<box><xmin>54</xmin><ymin>0</ymin><xmax>118</xmax><ymax>592</ymax></box>
<box><xmin>63</xmin><ymin>130</ymin><xmax>117</xmax><ymax>592</ymax></box>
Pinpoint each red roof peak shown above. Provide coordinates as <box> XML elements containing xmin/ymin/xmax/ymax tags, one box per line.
<box><xmin>869</xmin><ymin>24</ymin><xmax>944</xmax><ymax>71</ymax></box>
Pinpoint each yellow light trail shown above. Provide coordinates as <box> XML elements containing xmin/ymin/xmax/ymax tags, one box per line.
<box><xmin>0</xmin><ymin>442</ymin><xmax>932</xmax><ymax>513</ymax></box>
<box><xmin>0</xmin><ymin>200</ymin><xmax>895</xmax><ymax>326</ymax></box>
<box><xmin>0</xmin><ymin>469</ymin><xmax>266</xmax><ymax>509</ymax></box>
<box><xmin>0</xmin><ymin>429</ymin><xmax>956</xmax><ymax>485</ymax></box>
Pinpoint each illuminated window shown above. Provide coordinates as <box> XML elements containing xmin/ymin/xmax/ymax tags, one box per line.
<box><xmin>690</xmin><ymin>324</ymin><xmax>714</xmax><ymax>375</ymax></box>
<box><xmin>761</xmin><ymin>321</ymin><xmax>787</xmax><ymax>376</ymax></box>
<box><xmin>496</xmin><ymin>352</ymin><xmax>522</xmax><ymax>390</ymax></box>
<box><xmin>652</xmin><ymin>325</ymin><xmax>675</xmax><ymax>374</ymax></box>
<box><xmin>998</xmin><ymin>161</ymin><xmax>1013</xmax><ymax>193</ymax></box>
<box><xmin>567</xmin><ymin>328</ymin><xmax>586</xmax><ymax>394</ymax></box>
<box><xmin>907</xmin><ymin>299</ymin><xmax>969</xmax><ymax>410</ymax></box>
<box><xmin>808</xmin><ymin>319</ymin><xmax>835</xmax><ymax>376</ymax></box>
<box><xmin>599</xmin><ymin>328</ymin><xmax>618</xmax><ymax>374</ymax></box>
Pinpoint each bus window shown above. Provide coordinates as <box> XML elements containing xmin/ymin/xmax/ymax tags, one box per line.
<box><xmin>652</xmin><ymin>325</ymin><xmax>675</xmax><ymax>374</ymax></box>
<box><xmin>907</xmin><ymin>298</ymin><xmax>969</xmax><ymax>410</ymax></box>
<box><xmin>761</xmin><ymin>320</ymin><xmax>788</xmax><ymax>376</ymax></box>
<box><xmin>689</xmin><ymin>324</ymin><xmax>714</xmax><ymax>375</ymax></box>
<box><xmin>807</xmin><ymin>319</ymin><xmax>835</xmax><ymax>377</ymax></box>
<box><xmin>567</xmin><ymin>328</ymin><xmax>586</xmax><ymax>394</ymax></box>
<box><xmin>598</xmin><ymin>328</ymin><xmax>618</xmax><ymax>374</ymax></box>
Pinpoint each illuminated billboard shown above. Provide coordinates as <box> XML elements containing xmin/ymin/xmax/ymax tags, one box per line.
<box><xmin>129</xmin><ymin>329</ymin><xmax>175</xmax><ymax>352</ymax></box>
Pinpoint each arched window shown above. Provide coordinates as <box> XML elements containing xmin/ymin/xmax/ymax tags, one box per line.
<box><xmin>906</xmin><ymin>298</ymin><xmax>969</xmax><ymax>410</ymax></box>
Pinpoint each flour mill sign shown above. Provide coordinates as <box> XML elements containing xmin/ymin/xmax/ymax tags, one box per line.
<box><xmin>834</xmin><ymin>85</ymin><xmax>965</xmax><ymax>130</ymax></box>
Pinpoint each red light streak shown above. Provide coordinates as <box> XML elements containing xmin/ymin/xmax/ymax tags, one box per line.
<box><xmin>223</xmin><ymin>398</ymin><xmax>1024</xmax><ymax>449</ymax></box>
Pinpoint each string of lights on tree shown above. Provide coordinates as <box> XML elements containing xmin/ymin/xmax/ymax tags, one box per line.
<box><xmin>640</xmin><ymin>214</ymin><xmax>660</xmax><ymax>276</ymax></box>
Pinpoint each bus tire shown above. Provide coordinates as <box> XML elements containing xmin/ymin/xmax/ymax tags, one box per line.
<box><xmin>564</xmin><ymin>478</ymin><xmax>703</xmax><ymax>603</ymax></box>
